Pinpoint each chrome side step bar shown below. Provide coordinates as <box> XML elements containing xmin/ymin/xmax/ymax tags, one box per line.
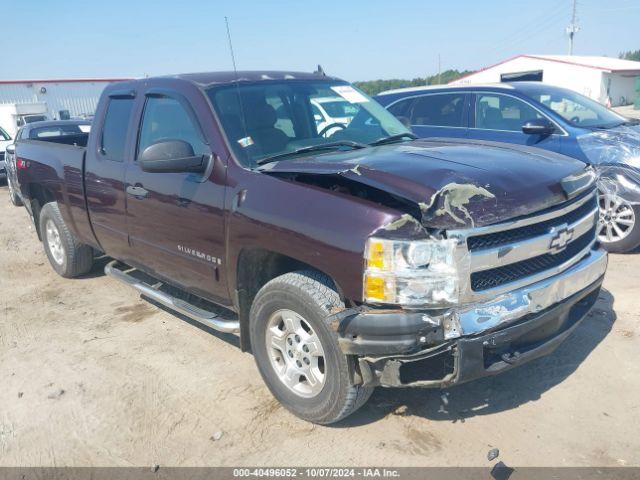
<box><xmin>105</xmin><ymin>260</ymin><xmax>240</xmax><ymax>334</ymax></box>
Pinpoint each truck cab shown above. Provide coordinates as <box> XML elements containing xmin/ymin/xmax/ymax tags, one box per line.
<box><xmin>14</xmin><ymin>72</ymin><xmax>607</xmax><ymax>424</ymax></box>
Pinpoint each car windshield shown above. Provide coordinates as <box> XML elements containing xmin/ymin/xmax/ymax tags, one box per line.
<box><xmin>0</xmin><ymin>126</ymin><xmax>10</xmax><ymax>141</ymax></box>
<box><xmin>527</xmin><ymin>87</ymin><xmax>626</xmax><ymax>128</ymax></box>
<box><xmin>206</xmin><ymin>80</ymin><xmax>410</xmax><ymax>167</ymax></box>
<box><xmin>315</xmin><ymin>99</ymin><xmax>359</xmax><ymax>118</ymax></box>
<box><xmin>24</xmin><ymin>115</ymin><xmax>47</xmax><ymax>124</ymax></box>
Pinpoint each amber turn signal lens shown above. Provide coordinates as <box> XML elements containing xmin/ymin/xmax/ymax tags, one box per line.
<box><xmin>367</xmin><ymin>239</ymin><xmax>385</xmax><ymax>269</ymax></box>
<box><xmin>364</xmin><ymin>275</ymin><xmax>386</xmax><ymax>301</ymax></box>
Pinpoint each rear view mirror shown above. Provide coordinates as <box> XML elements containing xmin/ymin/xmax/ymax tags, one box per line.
<box><xmin>522</xmin><ymin>118</ymin><xmax>555</xmax><ymax>136</ymax></box>
<box><xmin>139</xmin><ymin>139</ymin><xmax>207</xmax><ymax>174</ymax></box>
<box><xmin>5</xmin><ymin>144</ymin><xmax>15</xmax><ymax>154</ymax></box>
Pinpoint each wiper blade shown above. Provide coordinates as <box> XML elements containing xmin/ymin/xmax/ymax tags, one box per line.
<box><xmin>369</xmin><ymin>132</ymin><xmax>418</xmax><ymax>146</ymax></box>
<box><xmin>256</xmin><ymin>141</ymin><xmax>368</xmax><ymax>166</ymax></box>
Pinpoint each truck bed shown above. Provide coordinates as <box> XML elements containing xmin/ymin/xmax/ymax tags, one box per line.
<box><xmin>16</xmin><ymin>137</ymin><xmax>94</xmax><ymax>248</ymax></box>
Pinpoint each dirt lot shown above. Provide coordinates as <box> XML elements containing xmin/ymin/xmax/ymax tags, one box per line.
<box><xmin>0</xmin><ymin>187</ymin><xmax>639</xmax><ymax>468</ymax></box>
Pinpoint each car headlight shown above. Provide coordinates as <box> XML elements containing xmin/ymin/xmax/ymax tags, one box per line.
<box><xmin>363</xmin><ymin>237</ymin><xmax>459</xmax><ymax>307</ymax></box>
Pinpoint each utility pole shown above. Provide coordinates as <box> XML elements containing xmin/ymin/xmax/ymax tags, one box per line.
<box><xmin>566</xmin><ymin>0</ymin><xmax>579</xmax><ymax>55</ymax></box>
<box><xmin>437</xmin><ymin>54</ymin><xmax>441</xmax><ymax>85</ymax></box>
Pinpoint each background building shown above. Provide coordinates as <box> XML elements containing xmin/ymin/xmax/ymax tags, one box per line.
<box><xmin>0</xmin><ymin>78</ymin><xmax>128</xmax><ymax>137</ymax></box>
<box><xmin>450</xmin><ymin>55</ymin><xmax>640</xmax><ymax>107</ymax></box>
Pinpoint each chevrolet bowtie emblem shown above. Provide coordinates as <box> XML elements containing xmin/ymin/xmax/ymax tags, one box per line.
<box><xmin>549</xmin><ymin>226</ymin><xmax>574</xmax><ymax>253</ymax></box>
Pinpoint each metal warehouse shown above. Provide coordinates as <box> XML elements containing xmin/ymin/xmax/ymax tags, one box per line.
<box><xmin>450</xmin><ymin>55</ymin><xmax>640</xmax><ymax>107</ymax></box>
<box><xmin>0</xmin><ymin>78</ymin><xmax>128</xmax><ymax>137</ymax></box>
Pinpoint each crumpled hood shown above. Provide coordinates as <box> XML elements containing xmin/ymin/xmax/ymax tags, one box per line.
<box><xmin>260</xmin><ymin>138</ymin><xmax>593</xmax><ymax>229</ymax></box>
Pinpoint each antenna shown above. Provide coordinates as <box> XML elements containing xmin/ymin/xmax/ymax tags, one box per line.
<box><xmin>225</xmin><ymin>16</ymin><xmax>250</xmax><ymax>155</ymax></box>
<box><xmin>225</xmin><ymin>16</ymin><xmax>239</xmax><ymax>74</ymax></box>
<box><xmin>566</xmin><ymin>0</ymin><xmax>579</xmax><ymax>55</ymax></box>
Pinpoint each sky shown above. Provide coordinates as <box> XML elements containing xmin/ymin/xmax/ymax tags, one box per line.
<box><xmin>1</xmin><ymin>0</ymin><xmax>639</xmax><ymax>82</ymax></box>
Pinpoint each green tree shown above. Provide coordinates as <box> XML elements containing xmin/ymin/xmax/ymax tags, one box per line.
<box><xmin>619</xmin><ymin>50</ymin><xmax>640</xmax><ymax>62</ymax></box>
<box><xmin>354</xmin><ymin>69</ymin><xmax>474</xmax><ymax>96</ymax></box>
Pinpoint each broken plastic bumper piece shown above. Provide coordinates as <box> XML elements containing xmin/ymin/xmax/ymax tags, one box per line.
<box><xmin>336</xmin><ymin>247</ymin><xmax>607</xmax><ymax>387</ymax></box>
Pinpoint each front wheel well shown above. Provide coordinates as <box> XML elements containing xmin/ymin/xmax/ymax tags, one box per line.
<box><xmin>235</xmin><ymin>248</ymin><xmax>344</xmax><ymax>352</ymax></box>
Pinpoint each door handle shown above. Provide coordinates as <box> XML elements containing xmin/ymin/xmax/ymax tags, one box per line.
<box><xmin>126</xmin><ymin>185</ymin><xmax>148</xmax><ymax>198</ymax></box>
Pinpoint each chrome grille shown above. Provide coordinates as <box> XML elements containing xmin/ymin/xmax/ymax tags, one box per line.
<box><xmin>467</xmin><ymin>195</ymin><xmax>597</xmax><ymax>251</ymax></box>
<box><xmin>470</xmin><ymin>226</ymin><xmax>596</xmax><ymax>291</ymax></box>
<box><xmin>449</xmin><ymin>191</ymin><xmax>599</xmax><ymax>302</ymax></box>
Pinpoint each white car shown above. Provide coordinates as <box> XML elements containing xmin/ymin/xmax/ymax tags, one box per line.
<box><xmin>311</xmin><ymin>97</ymin><xmax>358</xmax><ymax>136</ymax></box>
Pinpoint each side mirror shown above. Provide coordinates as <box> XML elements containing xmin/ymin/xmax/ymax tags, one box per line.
<box><xmin>522</xmin><ymin>118</ymin><xmax>555</xmax><ymax>136</ymax></box>
<box><xmin>5</xmin><ymin>144</ymin><xmax>15</xmax><ymax>154</ymax></box>
<box><xmin>138</xmin><ymin>139</ymin><xmax>207</xmax><ymax>174</ymax></box>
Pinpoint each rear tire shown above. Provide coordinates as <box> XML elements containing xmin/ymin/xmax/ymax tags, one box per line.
<box><xmin>39</xmin><ymin>202</ymin><xmax>94</xmax><ymax>278</ymax></box>
<box><xmin>249</xmin><ymin>270</ymin><xmax>373</xmax><ymax>424</ymax></box>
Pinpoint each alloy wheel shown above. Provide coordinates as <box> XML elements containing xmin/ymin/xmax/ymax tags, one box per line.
<box><xmin>45</xmin><ymin>219</ymin><xmax>65</xmax><ymax>265</ymax></box>
<box><xmin>598</xmin><ymin>194</ymin><xmax>635</xmax><ymax>243</ymax></box>
<box><xmin>265</xmin><ymin>309</ymin><xmax>326</xmax><ymax>398</ymax></box>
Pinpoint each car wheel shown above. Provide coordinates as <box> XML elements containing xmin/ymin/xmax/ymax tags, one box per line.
<box><xmin>250</xmin><ymin>270</ymin><xmax>373</xmax><ymax>424</ymax></box>
<box><xmin>39</xmin><ymin>202</ymin><xmax>94</xmax><ymax>278</ymax></box>
<box><xmin>598</xmin><ymin>193</ymin><xmax>640</xmax><ymax>253</ymax></box>
<box><xmin>7</xmin><ymin>179</ymin><xmax>23</xmax><ymax>206</ymax></box>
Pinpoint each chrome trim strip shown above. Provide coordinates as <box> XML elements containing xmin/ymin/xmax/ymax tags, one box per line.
<box><xmin>454</xmin><ymin>247</ymin><xmax>607</xmax><ymax>336</ymax></box>
<box><xmin>469</xmin><ymin>207</ymin><xmax>598</xmax><ymax>272</ymax></box>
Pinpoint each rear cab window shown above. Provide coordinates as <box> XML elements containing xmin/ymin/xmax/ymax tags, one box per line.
<box><xmin>101</xmin><ymin>97</ymin><xmax>135</xmax><ymax>161</ymax></box>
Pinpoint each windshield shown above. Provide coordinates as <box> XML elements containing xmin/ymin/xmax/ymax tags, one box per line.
<box><xmin>207</xmin><ymin>80</ymin><xmax>410</xmax><ymax>167</ymax></box>
<box><xmin>24</xmin><ymin>115</ymin><xmax>48</xmax><ymax>124</ymax></box>
<box><xmin>315</xmin><ymin>99</ymin><xmax>359</xmax><ymax>119</ymax></box>
<box><xmin>528</xmin><ymin>87</ymin><xmax>625</xmax><ymax>128</ymax></box>
<box><xmin>0</xmin><ymin>126</ymin><xmax>10</xmax><ymax>141</ymax></box>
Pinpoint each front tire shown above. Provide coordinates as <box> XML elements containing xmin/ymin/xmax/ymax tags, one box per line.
<box><xmin>249</xmin><ymin>271</ymin><xmax>373</xmax><ymax>424</ymax></box>
<box><xmin>39</xmin><ymin>202</ymin><xmax>94</xmax><ymax>278</ymax></box>
<box><xmin>598</xmin><ymin>193</ymin><xmax>640</xmax><ymax>253</ymax></box>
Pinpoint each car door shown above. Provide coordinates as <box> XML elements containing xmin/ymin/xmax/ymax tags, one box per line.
<box><xmin>124</xmin><ymin>91</ymin><xmax>228</xmax><ymax>303</ymax></box>
<box><xmin>84</xmin><ymin>91</ymin><xmax>136</xmax><ymax>260</ymax></box>
<box><xmin>468</xmin><ymin>92</ymin><xmax>561</xmax><ymax>152</ymax></box>
<box><xmin>387</xmin><ymin>92</ymin><xmax>469</xmax><ymax>139</ymax></box>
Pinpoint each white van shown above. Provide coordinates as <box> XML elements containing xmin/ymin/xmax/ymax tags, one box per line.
<box><xmin>0</xmin><ymin>103</ymin><xmax>49</xmax><ymax>138</ymax></box>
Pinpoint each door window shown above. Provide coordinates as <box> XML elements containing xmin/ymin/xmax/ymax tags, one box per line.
<box><xmin>410</xmin><ymin>93</ymin><xmax>466</xmax><ymax>127</ymax></box>
<box><xmin>475</xmin><ymin>94</ymin><xmax>544</xmax><ymax>132</ymax></box>
<box><xmin>101</xmin><ymin>98</ymin><xmax>135</xmax><ymax>161</ymax></box>
<box><xmin>387</xmin><ymin>98</ymin><xmax>413</xmax><ymax>118</ymax></box>
<box><xmin>138</xmin><ymin>96</ymin><xmax>207</xmax><ymax>158</ymax></box>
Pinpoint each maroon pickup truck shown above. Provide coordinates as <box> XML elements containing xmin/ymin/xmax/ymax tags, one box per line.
<box><xmin>15</xmin><ymin>71</ymin><xmax>607</xmax><ymax>424</ymax></box>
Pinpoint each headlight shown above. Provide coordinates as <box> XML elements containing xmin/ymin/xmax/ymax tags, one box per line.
<box><xmin>363</xmin><ymin>237</ymin><xmax>459</xmax><ymax>307</ymax></box>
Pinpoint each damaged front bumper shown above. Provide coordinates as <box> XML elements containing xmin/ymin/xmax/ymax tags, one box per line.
<box><xmin>335</xmin><ymin>247</ymin><xmax>608</xmax><ymax>388</ymax></box>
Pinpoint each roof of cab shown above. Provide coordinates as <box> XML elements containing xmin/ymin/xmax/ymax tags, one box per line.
<box><xmin>377</xmin><ymin>83</ymin><xmax>515</xmax><ymax>96</ymax></box>
<box><xmin>172</xmin><ymin>71</ymin><xmax>342</xmax><ymax>87</ymax></box>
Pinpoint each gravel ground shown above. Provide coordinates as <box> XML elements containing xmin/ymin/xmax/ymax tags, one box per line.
<box><xmin>613</xmin><ymin>105</ymin><xmax>640</xmax><ymax>120</ymax></box>
<box><xmin>0</xmin><ymin>186</ymin><xmax>639</xmax><ymax>468</ymax></box>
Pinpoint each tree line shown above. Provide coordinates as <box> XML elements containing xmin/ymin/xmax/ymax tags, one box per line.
<box><xmin>353</xmin><ymin>69</ymin><xmax>473</xmax><ymax>96</ymax></box>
